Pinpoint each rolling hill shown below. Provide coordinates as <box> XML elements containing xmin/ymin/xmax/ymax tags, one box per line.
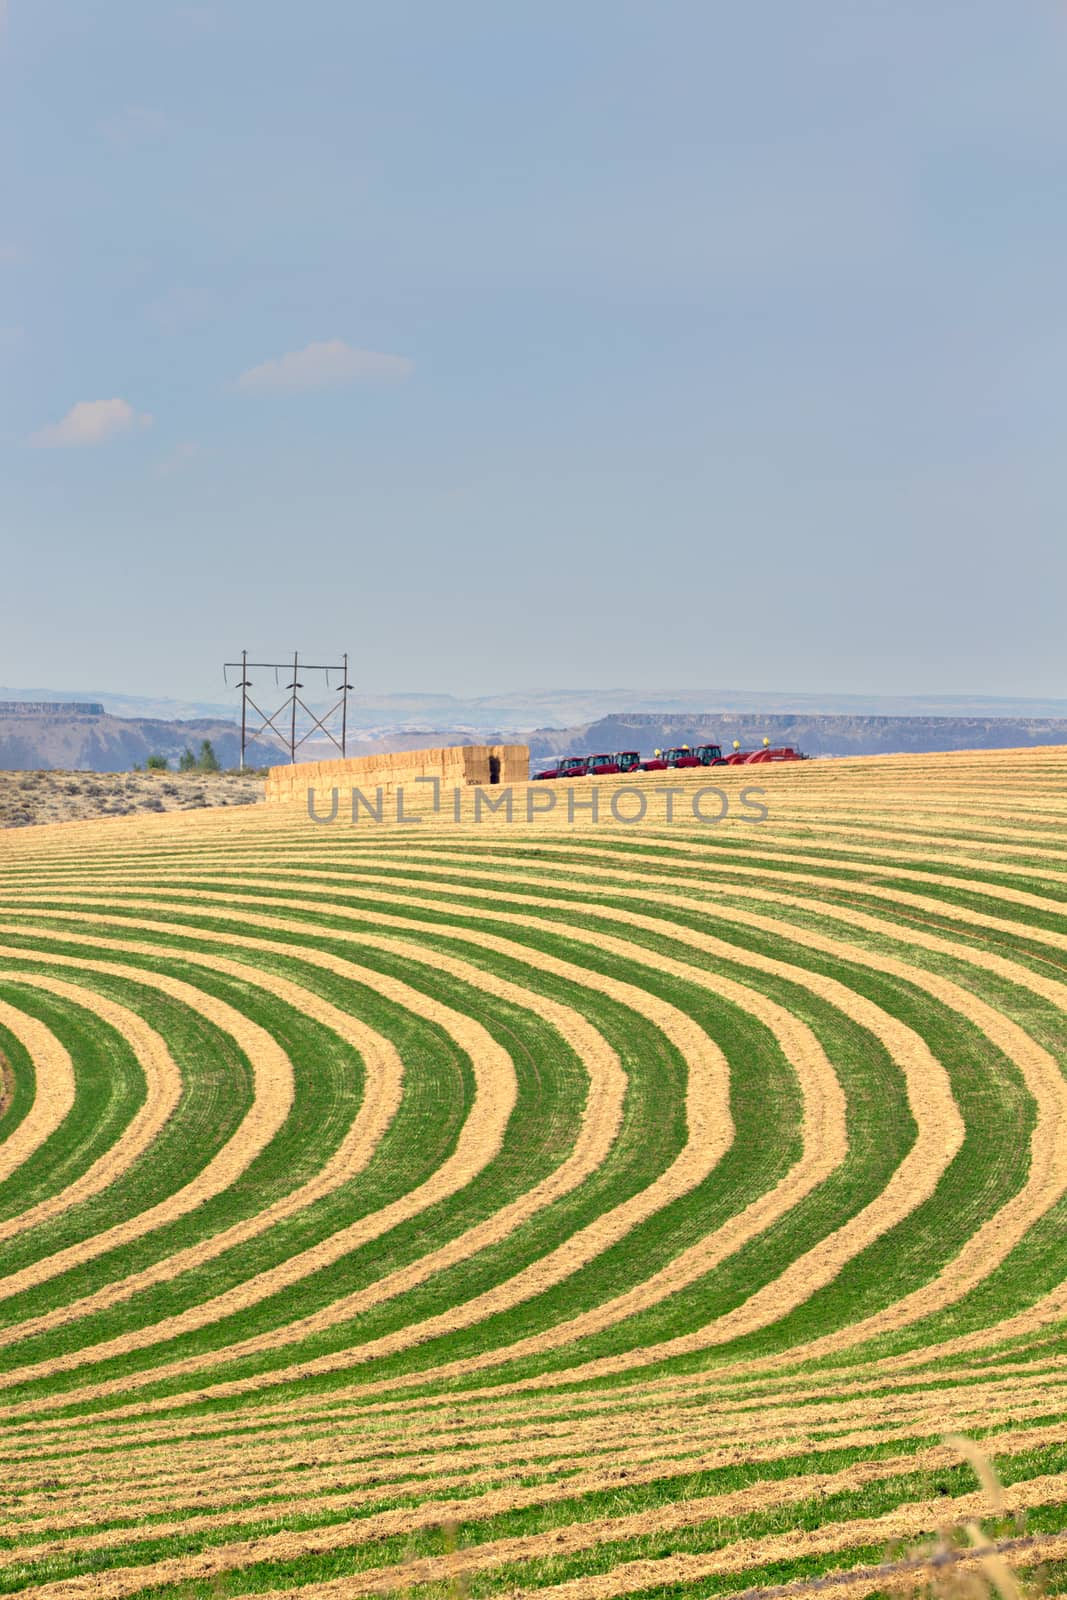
<box><xmin>0</xmin><ymin>745</ymin><xmax>1065</xmax><ymax>1600</ymax></box>
<box><xmin>0</xmin><ymin>705</ymin><xmax>282</xmax><ymax>772</ymax></box>
<box><xmin>528</xmin><ymin>711</ymin><xmax>1067</xmax><ymax>760</ymax></box>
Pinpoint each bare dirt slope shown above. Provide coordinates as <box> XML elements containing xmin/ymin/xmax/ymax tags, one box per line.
<box><xmin>0</xmin><ymin>769</ymin><xmax>265</xmax><ymax>828</ymax></box>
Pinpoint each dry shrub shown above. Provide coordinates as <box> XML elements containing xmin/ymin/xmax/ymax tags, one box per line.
<box><xmin>887</xmin><ymin>1436</ymin><xmax>1044</xmax><ymax>1600</ymax></box>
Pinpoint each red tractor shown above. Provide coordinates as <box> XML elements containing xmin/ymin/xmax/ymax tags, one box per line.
<box><xmin>534</xmin><ymin>755</ymin><xmax>590</xmax><ymax>779</ymax></box>
<box><xmin>535</xmin><ymin>741</ymin><xmax>799</xmax><ymax>779</ymax></box>
<box><xmin>639</xmin><ymin>745</ymin><xmax>701</xmax><ymax>771</ymax></box>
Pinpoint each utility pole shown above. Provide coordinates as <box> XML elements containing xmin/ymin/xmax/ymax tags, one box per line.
<box><xmin>288</xmin><ymin>650</ymin><xmax>300</xmax><ymax>764</ymax></box>
<box><xmin>238</xmin><ymin>649</ymin><xmax>249</xmax><ymax>773</ymax></box>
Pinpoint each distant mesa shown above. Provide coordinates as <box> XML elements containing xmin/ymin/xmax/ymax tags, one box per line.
<box><xmin>527</xmin><ymin>710</ymin><xmax>1067</xmax><ymax>761</ymax></box>
<box><xmin>0</xmin><ymin>701</ymin><xmax>104</xmax><ymax>717</ymax></box>
<box><xmin>0</xmin><ymin>703</ymin><xmax>281</xmax><ymax>772</ymax></box>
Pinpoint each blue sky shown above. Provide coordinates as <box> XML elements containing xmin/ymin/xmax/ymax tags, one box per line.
<box><xmin>2</xmin><ymin>2</ymin><xmax>1066</xmax><ymax>701</ymax></box>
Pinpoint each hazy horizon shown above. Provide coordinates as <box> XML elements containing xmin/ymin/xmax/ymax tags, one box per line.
<box><xmin>5</xmin><ymin>679</ymin><xmax>1067</xmax><ymax>731</ymax></box>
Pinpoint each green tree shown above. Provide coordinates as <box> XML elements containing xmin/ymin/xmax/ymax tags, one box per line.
<box><xmin>178</xmin><ymin>748</ymin><xmax>197</xmax><ymax>772</ymax></box>
<box><xmin>197</xmin><ymin>739</ymin><xmax>220</xmax><ymax>773</ymax></box>
<box><xmin>146</xmin><ymin>753</ymin><xmax>168</xmax><ymax>771</ymax></box>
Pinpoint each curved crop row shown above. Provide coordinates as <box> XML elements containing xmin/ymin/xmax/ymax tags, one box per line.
<box><xmin>0</xmin><ymin>746</ymin><xmax>1064</xmax><ymax>1600</ymax></box>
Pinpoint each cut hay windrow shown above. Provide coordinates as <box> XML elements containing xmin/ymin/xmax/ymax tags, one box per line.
<box><xmin>11</xmin><ymin>1462</ymin><xmax>1067</xmax><ymax>1600</ymax></box>
<box><xmin>0</xmin><ymin>926</ymin><xmax>629</xmax><ymax>1377</ymax></box>
<box><xmin>0</xmin><ymin>899</ymin><xmax>839</xmax><ymax>1368</ymax></box>
<box><xmin>0</xmin><ymin>902</ymin><xmax>873</xmax><ymax>1400</ymax></box>
<box><xmin>0</xmin><ymin>973</ymin><xmax>185</xmax><ymax>1247</ymax></box>
<box><xmin>12</xmin><ymin>1402</ymin><xmax>1067</xmax><ymax>1550</ymax></box>
<box><xmin>8</xmin><ymin>1360</ymin><xmax>1067</xmax><ymax>1525</ymax></box>
<box><xmin>0</xmin><ymin>996</ymin><xmax>75</xmax><ymax>1186</ymax></box>
<box><xmin>7</xmin><ymin>1430</ymin><xmax>1066</xmax><ymax>1577</ymax></box>
<box><xmin>0</xmin><ymin>886</ymin><xmax>978</xmax><ymax>1394</ymax></box>
<box><xmin>0</xmin><ymin>747</ymin><xmax>1065</xmax><ymax>1600</ymax></box>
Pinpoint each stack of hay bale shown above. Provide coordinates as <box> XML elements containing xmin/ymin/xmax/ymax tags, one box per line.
<box><xmin>265</xmin><ymin>743</ymin><xmax>529</xmax><ymax>805</ymax></box>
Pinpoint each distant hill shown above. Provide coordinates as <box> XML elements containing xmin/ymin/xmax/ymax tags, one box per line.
<box><xmin>0</xmin><ymin>701</ymin><xmax>105</xmax><ymax>717</ymax></box>
<box><xmin>6</xmin><ymin>683</ymin><xmax>1067</xmax><ymax>732</ymax></box>
<box><xmin>527</xmin><ymin>712</ymin><xmax>1067</xmax><ymax>762</ymax></box>
<box><xmin>0</xmin><ymin>707</ymin><xmax>282</xmax><ymax>772</ymax></box>
<box><xmin>4</xmin><ymin>698</ymin><xmax>1067</xmax><ymax>773</ymax></box>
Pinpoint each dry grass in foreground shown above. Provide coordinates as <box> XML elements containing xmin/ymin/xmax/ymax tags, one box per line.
<box><xmin>0</xmin><ymin>767</ymin><xmax>265</xmax><ymax>828</ymax></box>
<box><xmin>746</xmin><ymin>1438</ymin><xmax>1050</xmax><ymax>1600</ymax></box>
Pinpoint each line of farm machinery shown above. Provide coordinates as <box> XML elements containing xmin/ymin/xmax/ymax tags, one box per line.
<box><xmin>533</xmin><ymin>739</ymin><xmax>804</xmax><ymax>780</ymax></box>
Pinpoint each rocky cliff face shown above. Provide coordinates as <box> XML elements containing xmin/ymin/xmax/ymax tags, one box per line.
<box><xmin>0</xmin><ymin>710</ymin><xmax>282</xmax><ymax>772</ymax></box>
<box><xmin>526</xmin><ymin>713</ymin><xmax>1067</xmax><ymax>760</ymax></box>
<box><xmin>6</xmin><ymin>705</ymin><xmax>1067</xmax><ymax>772</ymax></box>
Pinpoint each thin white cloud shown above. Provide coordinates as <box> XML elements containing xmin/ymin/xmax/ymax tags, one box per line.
<box><xmin>0</xmin><ymin>243</ymin><xmax>18</xmax><ymax>264</ymax></box>
<box><xmin>236</xmin><ymin>339</ymin><xmax>413</xmax><ymax>394</ymax></box>
<box><xmin>30</xmin><ymin>398</ymin><xmax>153</xmax><ymax>449</ymax></box>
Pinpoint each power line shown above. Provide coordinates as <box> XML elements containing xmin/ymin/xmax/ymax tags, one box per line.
<box><xmin>222</xmin><ymin>650</ymin><xmax>354</xmax><ymax>770</ymax></box>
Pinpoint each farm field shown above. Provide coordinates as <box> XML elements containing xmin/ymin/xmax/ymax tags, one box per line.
<box><xmin>0</xmin><ymin>746</ymin><xmax>1066</xmax><ymax>1600</ymax></box>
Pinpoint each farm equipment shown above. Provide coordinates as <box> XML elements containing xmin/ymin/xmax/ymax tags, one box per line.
<box><xmin>533</xmin><ymin>740</ymin><xmax>799</xmax><ymax>780</ymax></box>
<box><xmin>724</xmin><ymin>739</ymin><xmax>804</xmax><ymax>765</ymax></box>
<box><xmin>640</xmin><ymin>746</ymin><xmax>704</xmax><ymax>771</ymax></box>
<box><xmin>533</xmin><ymin>755</ymin><xmax>589</xmax><ymax>780</ymax></box>
<box><xmin>534</xmin><ymin>751</ymin><xmax>645</xmax><ymax>779</ymax></box>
